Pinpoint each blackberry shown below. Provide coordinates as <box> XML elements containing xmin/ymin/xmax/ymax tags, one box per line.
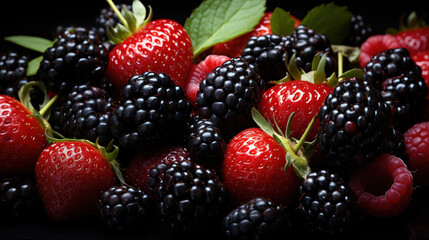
<box><xmin>363</xmin><ymin>48</ymin><xmax>422</xmax><ymax>89</ymax></box>
<box><xmin>318</xmin><ymin>77</ymin><xmax>391</xmax><ymax>170</ymax></box>
<box><xmin>385</xmin><ymin>127</ymin><xmax>408</xmax><ymax>163</ymax></box>
<box><xmin>195</xmin><ymin>57</ymin><xmax>265</xmax><ymax>137</ymax></box>
<box><xmin>147</xmin><ymin>160</ymin><xmax>229</xmax><ymax>232</ymax></box>
<box><xmin>0</xmin><ymin>176</ymin><xmax>43</xmax><ymax>219</ymax></box>
<box><xmin>381</xmin><ymin>74</ymin><xmax>427</xmax><ymax>131</ymax></box>
<box><xmin>344</xmin><ymin>14</ymin><xmax>373</xmax><ymax>46</ymax></box>
<box><xmin>0</xmin><ymin>52</ymin><xmax>43</xmax><ymax>107</ymax></box>
<box><xmin>37</xmin><ymin>27</ymin><xmax>109</xmax><ymax>93</ymax></box>
<box><xmin>241</xmin><ymin>34</ymin><xmax>288</xmax><ymax>82</ymax></box>
<box><xmin>97</xmin><ymin>185</ymin><xmax>153</xmax><ymax>231</ymax></box>
<box><xmin>91</xmin><ymin>4</ymin><xmax>132</xmax><ymax>51</ymax></box>
<box><xmin>187</xmin><ymin>117</ymin><xmax>226</xmax><ymax>171</ymax></box>
<box><xmin>284</xmin><ymin>25</ymin><xmax>336</xmax><ymax>77</ymax></box>
<box><xmin>222</xmin><ymin>197</ymin><xmax>290</xmax><ymax>240</ymax></box>
<box><xmin>299</xmin><ymin>170</ymin><xmax>357</xmax><ymax>234</ymax></box>
<box><xmin>57</xmin><ymin>84</ymin><xmax>114</xmax><ymax>146</ymax></box>
<box><xmin>110</xmin><ymin>72</ymin><xmax>191</xmax><ymax>149</ymax></box>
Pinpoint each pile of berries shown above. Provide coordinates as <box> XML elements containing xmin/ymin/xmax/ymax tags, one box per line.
<box><xmin>1</xmin><ymin>0</ymin><xmax>429</xmax><ymax>239</ymax></box>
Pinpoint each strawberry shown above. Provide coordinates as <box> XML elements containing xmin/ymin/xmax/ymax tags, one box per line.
<box><xmin>0</xmin><ymin>83</ymin><xmax>49</xmax><ymax>176</ymax></box>
<box><xmin>222</xmin><ymin>108</ymin><xmax>315</xmax><ymax>205</ymax></box>
<box><xmin>106</xmin><ymin>1</ymin><xmax>193</xmax><ymax>91</ymax></box>
<box><xmin>211</xmin><ymin>12</ymin><xmax>301</xmax><ymax>58</ymax></box>
<box><xmin>185</xmin><ymin>54</ymin><xmax>230</xmax><ymax>106</ymax></box>
<box><xmin>396</xmin><ymin>27</ymin><xmax>429</xmax><ymax>56</ymax></box>
<box><xmin>359</xmin><ymin>34</ymin><xmax>402</xmax><ymax>68</ymax></box>
<box><xmin>412</xmin><ymin>50</ymin><xmax>429</xmax><ymax>82</ymax></box>
<box><xmin>35</xmin><ymin>140</ymin><xmax>119</xmax><ymax>220</ymax></box>
<box><xmin>257</xmin><ymin>53</ymin><xmax>335</xmax><ymax>140</ymax></box>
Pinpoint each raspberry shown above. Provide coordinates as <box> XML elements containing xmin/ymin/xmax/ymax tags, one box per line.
<box><xmin>359</xmin><ymin>35</ymin><xmax>402</xmax><ymax>68</ymax></box>
<box><xmin>404</xmin><ymin>121</ymin><xmax>429</xmax><ymax>186</ymax></box>
<box><xmin>185</xmin><ymin>55</ymin><xmax>230</xmax><ymax>106</ymax></box>
<box><xmin>348</xmin><ymin>154</ymin><xmax>413</xmax><ymax>217</ymax></box>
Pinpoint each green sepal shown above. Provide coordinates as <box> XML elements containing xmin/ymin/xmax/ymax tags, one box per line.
<box><xmin>386</xmin><ymin>11</ymin><xmax>427</xmax><ymax>35</ymax></box>
<box><xmin>286</xmin><ymin>53</ymin><xmax>304</xmax><ymax>80</ymax></box>
<box><xmin>268</xmin><ymin>73</ymin><xmax>292</xmax><ymax>85</ymax></box>
<box><xmin>339</xmin><ymin>68</ymin><xmax>364</xmax><ymax>79</ymax></box>
<box><xmin>251</xmin><ymin>107</ymin><xmax>275</xmax><ymax>137</ymax></box>
<box><xmin>106</xmin><ymin>0</ymin><xmax>153</xmax><ymax>44</ymax></box>
<box><xmin>314</xmin><ymin>53</ymin><xmax>328</xmax><ymax>84</ymax></box>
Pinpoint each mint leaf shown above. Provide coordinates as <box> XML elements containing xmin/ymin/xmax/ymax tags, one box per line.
<box><xmin>4</xmin><ymin>35</ymin><xmax>54</xmax><ymax>53</ymax></box>
<box><xmin>270</xmin><ymin>7</ymin><xmax>295</xmax><ymax>36</ymax></box>
<box><xmin>184</xmin><ymin>0</ymin><xmax>266</xmax><ymax>57</ymax></box>
<box><xmin>300</xmin><ymin>2</ymin><xmax>353</xmax><ymax>44</ymax></box>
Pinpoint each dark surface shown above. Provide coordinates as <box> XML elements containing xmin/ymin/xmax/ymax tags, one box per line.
<box><xmin>1</xmin><ymin>0</ymin><xmax>429</xmax><ymax>239</ymax></box>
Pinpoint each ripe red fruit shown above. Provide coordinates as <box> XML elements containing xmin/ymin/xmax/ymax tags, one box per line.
<box><xmin>106</xmin><ymin>2</ymin><xmax>193</xmax><ymax>92</ymax></box>
<box><xmin>223</xmin><ymin>127</ymin><xmax>302</xmax><ymax>205</ymax></box>
<box><xmin>257</xmin><ymin>81</ymin><xmax>332</xmax><ymax>140</ymax></box>
<box><xmin>359</xmin><ymin>34</ymin><xmax>402</xmax><ymax>68</ymax></box>
<box><xmin>185</xmin><ymin>54</ymin><xmax>230</xmax><ymax>105</ymax></box>
<box><xmin>348</xmin><ymin>154</ymin><xmax>413</xmax><ymax>217</ymax></box>
<box><xmin>35</xmin><ymin>141</ymin><xmax>117</xmax><ymax>220</ymax></box>
<box><xmin>0</xmin><ymin>95</ymin><xmax>47</xmax><ymax>176</ymax></box>
<box><xmin>404</xmin><ymin>121</ymin><xmax>429</xmax><ymax>186</ymax></box>
<box><xmin>412</xmin><ymin>50</ymin><xmax>429</xmax><ymax>83</ymax></box>
<box><xmin>396</xmin><ymin>27</ymin><xmax>429</xmax><ymax>56</ymax></box>
<box><xmin>124</xmin><ymin>146</ymin><xmax>191</xmax><ymax>191</ymax></box>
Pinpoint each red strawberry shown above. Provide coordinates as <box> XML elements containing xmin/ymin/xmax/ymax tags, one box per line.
<box><xmin>396</xmin><ymin>27</ymin><xmax>429</xmax><ymax>56</ymax></box>
<box><xmin>35</xmin><ymin>140</ymin><xmax>118</xmax><ymax>220</ymax></box>
<box><xmin>348</xmin><ymin>154</ymin><xmax>413</xmax><ymax>217</ymax></box>
<box><xmin>222</xmin><ymin>108</ymin><xmax>314</xmax><ymax>205</ymax></box>
<box><xmin>257</xmin><ymin>53</ymin><xmax>334</xmax><ymax>140</ymax></box>
<box><xmin>404</xmin><ymin>121</ymin><xmax>429</xmax><ymax>186</ymax></box>
<box><xmin>124</xmin><ymin>146</ymin><xmax>191</xmax><ymax>192</ymax></box>
<box><xmin>211</xmin><ymin>12</ymin><xmax>301</xmax><ymax>58</ymax></box>
<box><xmin>412</xmin><ymin>50</ymin><xmax>429</xmax><ymax>82</ymax></box>
<box><xmin>185</xmin><ymin>54</ymin><xmax>230</xmax><ymax>105</ymax></box>
<box><xmin>359</xmin><ymin>34</ymin><xmax>402</xmax><ymax>68</ymax></box>
<box><xmin>0</xmin><ymin>94</ymin><xmax>47</xmax><ymax>176</ymax></box>
<box><xmin>258</xmin><ymin>81</ymin><xmax>332</xmax><ymax>140</ymax></box>
<box><xmin>106</xmin><ymin>1</ymin><xmax>193</xmax><ymax>92</ymax></box>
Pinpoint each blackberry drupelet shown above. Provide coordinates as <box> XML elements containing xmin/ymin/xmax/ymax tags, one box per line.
<box><xmin>344</xmin><ymin>14</ymin><xmax>373</xmax><ymax>46</ymax></box>
<box><xmin>241</xmin><ymin>34</ymin><xmax>288</xmax><ymax>82</ymax></box>
<box><xmin>385</xmin><ymin>127</ymin><xmax>408</xmax><ymax>163</ymax></box>
<box><xmin>110</xmin><ymin>72</ymin><xmax>191</xmax><ymax>149</ymax></box>
<box><xmin>318</xmin><ymin>77</ymin><xmax>391</xmax><ymax>170</ymax></box>
<box><xmin>97</xmin><ymin>185</ymin><xmax>153</xmax><ymax>231</ymax></box>
<box><xmin>91</xmin><ymin>4</ymin><xmax>132</xmax><ymax>51</ymax></box>
<box><xmin>363</xmin><ymin>48</ymin><xmax>422</xmax><ymax>89</ymax></box>
<box><xmin>222</xmin><ymin>197</ymin><xmax>290</xmax><ymax>240</ymax></box>
<box><xmin>381</xmin><ymin>74</ymin><xmax>427</xmax><ymax>131</ymax></box>
<box><xmin>37</xmin><ymin>27</ymin><xmax>109</xmax><ymax>93</ymax></box>
<box><xmin>284</xmin><ymin>25</ymin><xmax>336</xmax><ymax>77</ymax></box>
<box><xmin>299</xmin><ymin>170</ymin><xmax>357</xmax><ymax>234</ymax></box>
<box><xmin>195</xmin><ymin>57</ymin><xmax>265</xmax><ymax>138</ymax></box>
<box><xmin>58</xmin><ymin>84</ymin><xmax>115</xmax><ymax>146</ymax></box>
<box><xmin>0</xmin><ymin>176</ymin><xmax>43</xmax><ymax>219</ymax></box>
<box><xmin>147</xmin><ymin>160</ymin><xmax>229</xmax><ymax>233</ymax></box>
<box><xmin>187</xmin><ymin>117</ymin><xmax>226</xmax><ymax>171</ymax></box>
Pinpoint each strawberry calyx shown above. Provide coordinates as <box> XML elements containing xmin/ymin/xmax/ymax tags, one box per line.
<box><xmin>386</xmin><ymin>11</ymin><xmax>428</xmax><ymax>35</ymax></box>
<box><xmin>251</xmin><ymin>107</ymin><xmax>315</xmax><ymax>179</ymax></box>
<box><xmin>106</xmin><ymin>0</ymin><xmax>153</xmax><ymax>44</ymax></box>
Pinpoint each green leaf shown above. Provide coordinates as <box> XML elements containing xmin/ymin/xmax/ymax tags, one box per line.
<box><xmin>300</xmin><ymin>2</ymin><xmax>353</xmax><ymax>44</ymax></box>
<box><xmin>339</xmin><ymin>68</ymin><xmax>364</xmax><ymax>79</ymax></box>
<box><xmin>184</xmin><ymin>0</ymin><xmax>266</xmax><ymax>57</ymax></box>
<box><xmin>332</xmin><ymin>44</ymin><xmax>360</xmax><ymax>64</ymax></box>
<box><xmin>26</xmin><ymin>56</ymin><xmax>43</xmax><ymax>77</ymax></box>
<box><xmin>270</xmin><ymin>7</ymin><xmax>295</xmax><ymax>36</ymax></box>
<box><xmin>4</xmin><ymin>35</ymin><xmax>54</xmax><ymax>53</ymax></box>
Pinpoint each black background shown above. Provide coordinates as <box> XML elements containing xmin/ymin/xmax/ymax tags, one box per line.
<box><xmin>1</xmin><ymin>0</ymin><xmax>429</xmax><ymax>239</ymax></box>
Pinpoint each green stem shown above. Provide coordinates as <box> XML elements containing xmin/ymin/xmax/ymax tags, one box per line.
<box><xmin>293</xmin><ymin>115</ymin><xmax>316</xmax><ymax>153</ymax></box>
<box><xmin>106</xmin><ymin>0</ymin><xmax>128</xmax><ymax>28</ymax></box>
<box><xmin>338</xmin><ymin>52</ymin><xmax>344</xmax><ymax>81</ymax></box>
<box><xmin>39</xmin><ymin>94</ymin><xmax>58</xmax><ymax>117</ymax></box>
